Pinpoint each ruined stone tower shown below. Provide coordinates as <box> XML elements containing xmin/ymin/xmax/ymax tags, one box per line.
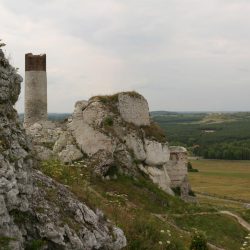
<box><xmin>24</xmin><ymin>53</ymin><xmax>47</xmax><ymax>125</ymax></box>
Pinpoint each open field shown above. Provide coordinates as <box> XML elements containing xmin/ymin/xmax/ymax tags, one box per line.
<box><xmin>189</xmin><ymin>159</ymin><xmax>250</xmax><ymax>202</ymax></box>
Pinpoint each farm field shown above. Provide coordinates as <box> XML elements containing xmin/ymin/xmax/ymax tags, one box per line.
<box><xmin>189</xmin><ymin>159</ymin><xmax>250</xmax><ymax>202</ymax></box>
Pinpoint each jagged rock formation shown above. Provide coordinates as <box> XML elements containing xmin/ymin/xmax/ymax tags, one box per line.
<box><xmin>0</xmin><ymin>48</ymin><xmax>126</xmax><ymax>249</ymax></box>
<box><xmin>26</xmin><ymin>91</ymin><xmax>192</xmax><ymax>199</ymax></box>
<box><xmin>117</xmin><ymin>93</ymin><xmax>150</xmax><ymax>126</ymax></box>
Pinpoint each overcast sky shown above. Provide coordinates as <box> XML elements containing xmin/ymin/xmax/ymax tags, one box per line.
<box><xmin>1</xmin><ymin>0</ymin><xmax>250</xmax><ymax>112</ymax></box>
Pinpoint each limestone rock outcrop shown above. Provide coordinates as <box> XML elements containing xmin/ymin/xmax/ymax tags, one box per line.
<box><xmin>165</xmin><ymin>146</ymin><xmax>188</xmax><ymax>187</ymax></box>
<box><xmin>68</xmin><ymin>100</ymin><xmax>115</xmax><ymax>156</ymax></box>
<box><xmin>144</xmin><ymin>139</ymin><xmax>170</xmax><ymax>165</ymax></box>
<box><xmin>125</xmin><ymin>133</ymin><xmax>146</xmax><ymax>161</ymax></box>
<box><xmin>117</xmin><ymin>92</ymin><xmax>150</xmax><ymax>126</ymax></box>
<box><xmin>27</xmin><ymin>89</ymin><xmax>190</xmax><ymax>199</ymax></box>
<box><xmin>138</xmin><ymin>164</ymin><xmax>173</xmax><ymax>195</ymax></box>
<box><xmin>26</xmin><ymin>90</ymin><xmax>192</xmax><ymax>199</ymax></box>
<box><xmin>70</xmin><ymin>93</ymin><xmax>190</xmax><ymax>195</ymax></box>
<box><xmin>0</xmin><ymin>48</ymin><xmax>126</xmax><ymax>249</ymax></box>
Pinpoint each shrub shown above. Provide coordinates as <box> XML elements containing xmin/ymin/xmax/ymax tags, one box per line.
<box><xmin>103</xmin><ymin>116</ymin><xmax>114</xmax><ymax>127</ymax></box>
<box><xmin>187</xmin><ymin>162</ymin><xmax>199</xmax><ymax>172</ymax></box>
<box><xmin>142</xmin><ymin>122</ymin><xmax>167</xmax><ymax>143</ymax></box>
<box><xmin>91</xmin><ymin>94</ymin><xmax>119</xmax><ymax>104</ymax></box>
<box><xmin>25</xmin><ymin>239</ymin><xmax>46</xmax><ymax>250</ymax></box>
<box><xmin>189</xmin><ymin>230</ymin><xmax>208</xmax><ymax>250</ymax></box>
<box><xmin>0</xmin><ymin>236</ymin><xmax>13</xmax><ymax>250</ymax></box>
<box><xmin>188</xmin><ymin>189</ymin><xmax>196</xmax><ymax>197</ymax></box>
<box><xmin>105</xmin><ymin>165</ymin><xmax>118</xmax><ymax>176</ymax></box>
<box><xmin>172</xmin><ymin>187</ymin><xmax>181</xmax><ymax>196</ymax></box>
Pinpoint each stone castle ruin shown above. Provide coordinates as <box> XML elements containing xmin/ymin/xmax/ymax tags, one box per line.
<box><xmin>24</xmin><ymin>53</ymin><xmax>192</xmax><ymax>200</ymax></box>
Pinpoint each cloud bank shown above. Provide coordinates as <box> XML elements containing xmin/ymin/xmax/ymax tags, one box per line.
<box><xmin>1</xmin><ymin>0</ymin><xmax>250</xmax><ymax>112</ymax></box>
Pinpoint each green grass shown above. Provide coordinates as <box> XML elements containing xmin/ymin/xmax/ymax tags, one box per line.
<box><xmin>141</xmin><ymin>122</ymin><xmax>167</xmax><ymax>143</ymax></box>
<box><xmin>25</xmin><ymin>240</ymin><xmax>46</xmax><ymax>250</ymax></box>
<box><xmin>173</xmin><ymin>214</ymin><xmax>248</xmax><ymax>250</ymax></box>
<box><xmin>90</xmin><ymin>91</ymin><xmax>142</xmax><ymax>104</ymax></box>
<box><xmin>241</xmin><ymin>210</ymin><xmax>250</xmax><ymax>224</ymax></box>
<box><xmin>0</xmin><ymin>236</ymin><xmax>14</xmax><ymax>250</ymax></box>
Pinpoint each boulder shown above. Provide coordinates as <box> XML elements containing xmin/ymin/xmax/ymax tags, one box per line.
<box><xmin>34</xmin><ymin>145</ymin><xmax>53</xmax><ymax>161</ymax></box>
<box><xmin>68</xmin><ymin>100</ymin><xmax>116</xmax><ymax>156</ymax></box>
<box><xmin>69</xmin><ymin>119</ymin><xmax>115</xmax><ymax>156</ymax></box>
<box><xmin>138</xmin><ymin>165</ymin><xmax>174</xmax><ymax>195</ymax></box>
<box><xmin>125</xmin><ymin>133</ymin><xmax>146</xmax><ymax>161</ymax></box>
<box><xmin>165</xmin><ymin>146</ymin><xmax>188</xmax><ymax>187</ymax></box>
<box><xmin>118</xmin><ymin>92</ymin><xmax>150</xmax><ymax>126</ymax></box>
<box><xmin>144</xmin><ymin>139</ymin><xmax>170</xmax><ymax>165</ymax></box>
<box><xmin>58</xmin><ymin>145</ymin><xmax>83</xmax><ymax>163</ymax></box>
<box><xmin>53</xmin><ymin>131</ymin><xmax>75</xmax><ymax>153</ymax></box>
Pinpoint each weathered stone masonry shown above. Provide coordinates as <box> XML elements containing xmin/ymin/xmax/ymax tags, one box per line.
<box><xmin>24</xmin><ymin>53</ymin><xmax>47</xmax><ymax>126</ymax></box>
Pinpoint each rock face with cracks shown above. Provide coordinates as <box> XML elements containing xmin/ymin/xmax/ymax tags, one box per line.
<box><xmin>0</xmin><ymin>48</ymin><xmax>126</xmax><ymax>249</ymax></box>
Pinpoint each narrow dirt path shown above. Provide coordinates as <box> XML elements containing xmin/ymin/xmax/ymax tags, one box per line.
<box><xmin>219</xmin><ymin>210</ymin><xmax>250</xmax><ymax>231</ymax></box>
<box><xmin>196</xmin><ymin>192</ymin><xmax>249</xmax><ymax>205</ymax></box>
<box><xmin>170</xmin><ymin>210</ymin><xmax>250</xmax><ymax>232</ymax></box>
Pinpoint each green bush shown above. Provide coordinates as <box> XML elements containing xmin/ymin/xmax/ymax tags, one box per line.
<box><xmin>103</xmin><ymin>116</ymin><xmax>113</xmax><ymax>127</ymax></box>
<box><xmin>105</xmin><ymin>165</ymin><xmax>118</xmax><ymax>176</ymax></box>
<box><xmin>188</xmin><ymin>189</ymin><xmax>196</xmax><ymax>197</ymax></box>
<box><xmin>25</xmin><ymin>239</ymin><xmax>46</xmax><ymax>250</ymax></box>
<box><xmin>0</xmin><ymin>236</ymin><xmax>13</xmax><ymax>250</ymax></box>
<box><xmin>187</xmin><ymin>162</ymin><xmax>199</xmax><ymax>172</ymax></box>
<box><xmin>172</xmin><ymin>187</ymin><xmax>181</xmax><ymax>196</ymax></box>
<box><xmin>189</xmin><ymin>231</ymin><xmax>208</xmax><ymax>250</ymax></box>
<box><xmin>142</xmin><ymin>122</ymin><xmax>167</xmax><ymax>143</ymax></box>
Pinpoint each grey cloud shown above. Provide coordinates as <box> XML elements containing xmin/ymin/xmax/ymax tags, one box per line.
<box><xmin>1</xmin><ymin>0</ymin><xmax>250</xmax><ymax>112</ymax></box>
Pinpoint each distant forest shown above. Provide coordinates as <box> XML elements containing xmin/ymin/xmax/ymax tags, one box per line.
<box><xmin>152</xmin><ymin>112</ymin><xmax>250</xmax><ymax>160</ymax></box>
